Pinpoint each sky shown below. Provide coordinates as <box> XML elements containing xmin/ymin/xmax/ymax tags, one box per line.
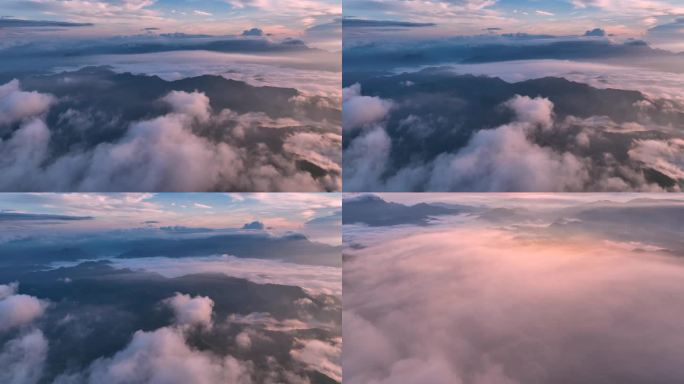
<box><xmin>342</xmin><ymin>1</ymin><xmax>684</xmax><ymax>193</ymax></box>
<box><xmin>0</xmin><ymin>193</ymin><xmax>342</xmax><ymax>244</ymax></box>
<box><xmin>343</xmin><ymin>193</ymin><xmax>684</xmax><ymax>383</ymax></box>
<box><xmin>1</xmin><ymin>0</ymin><xmax>342</xmax><ymax>46</ymax></box>
<box><xmin>344</xmin><ymin>0</ymin><xmax>684</xmax><ymax>50</ymax></box>
<box><xmin>0</xmin><ymin>1</ymin><xmax>342</xmax><ymax>193</ymax></box>
<box><xmin>0</xmin><ymin>192</ymin><xmax>342</xmax><ymax>383</ymax></box>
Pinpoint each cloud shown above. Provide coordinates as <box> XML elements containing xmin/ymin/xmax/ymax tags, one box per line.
<box><xmin>163</xmin><ymin>293</ymin><xmax>215</xmax><ymax>329</ymax></box>
<box><xmin>342</xmin><ymin>19</ymin><xmax>436</xmax><ymax>28</ymax></box>
<box><xmin>571</xmin><ymin>0</ymin><xmax>684</xmax><ymax>15</ymax></box>
<box><xmin>107</xmin><ymin>255</ymin><xmax>342</xmax><ymax>295</ymax></box>
<box><xmin>342</xmin><ymin>84</ymin><xmax>393</xmax><ymax>132</ymax></box>
<box><xmin>0</xmin><ymin>212</ymin><xmax>93</xmax><ymax>221</ymax></box>
<box><xmin>2</xmin><ymin>0</ymin><xmax>160</xmax><ymax>23</ymax></box>
<box><xmin>290</xmin><ymin>337</ymin><xmax>342</xmax><ymax>382</ymax></box>
<box><xmin>0</xmin><ymin>18</ymin><xmax>93</xmax><ymax>27</ymax></box>
<box><xmin>0</xmin><ymin>79</ymin><xmax>55</xmax><ymax>126</ymax></box>
<box><xmin>503</xmin><ymin>94</ymin><xmax>554</xmax><ymax>129</ymax></box>
<box><xmin>434</xmin><ymin>59</ymin><xmax>684</xmax><ymax>104</ymax></box>
<box><xmin>647</xmin><ymin>18</ymin><xmax>684</xmax><ymax>51</ymax></box>
<box><xmin>0</xmin><ymin>329</ymin><xmax>48</xmax><ymax>384</ymax></box>
<box><xmin>235</xmin><ymin>332</ymin><xmax>252</xmax><ymax>350</ymax></box>
<box><xmin>0</xmin><ymin>77</ymin><xmax>341</xmax><ymax>191</ymax></box>
<box><xmin>426</xmin><ymin>122</ymin><xmax>589</xmax><ymax>191</ymax></box>
<box><xmin>343</xmin><ymin>94</ymin><xmax>595</xmax><ymax>191</ymax></box>
<box><xmin>535</xmin><ymin>10</ymin><xmax>554</xmax><ymax>16</ymax></box>
<box><xmin>193</xmin><ymin>203</ymin><xmax>212</xmax><ymax>209</ymax></box>
<box><xmin>628</xmin><ymin>138</ymin><xmax>684</xmax><ymax>181</ymax></box>
<box><xmin>0</xmin><ymin>282</ymin><xmax>18</xmax><ymax>300</ymax></box>
<box><xmin>193</xmin><ymin>10</ymin><xmax>212</xmax><ymax>16</ymax></box>
<box><xmin>242</xmin><ymin>221</ymin><xmax>265</xmax><ymax>230</ymax></box>
<box><xmin>342</xmin><ymin>125</ymin><xmax>392</xmax><ymax>191</ymax></box>
<box><xmin>342</xmin><ymin>67</ymin><xmax>684</xmax><ymax>192</ymax></box>
<box><xmin>161</xmin><ymin>90</ymin><xmax>211</xmax><ymax>122</ymax></box>
<box><xmin>228</xmin><ymin>312</ymin><xmax>313</xmax><ymax>331</ymax></box>
<box><xmin>344</xmin><ymin>199</ymin><xmax>684</xmax><ymax>383</ymax></box>
<box><xmin>242</xmin><ymin>27</ymin><xmax>264</xmax><ymax>36</ymax></box>
<box><xmin>584</xmin><ymin>27</ymin><xmax>606</xmax><ymax>36</ymax></box>
<box><xmin>81</xmin><ymin>326</ymin><xmax>253</xmax><ymax>384</ymax></box>
<box><xmin>226</xmin><ymin>0</ymin><xmax>341</xmax><ymax>17</ymax></box>
<box><xmin>0</xmin><ymin>283</ymin><xmax>47</xmax><ymax>332</ymax></box>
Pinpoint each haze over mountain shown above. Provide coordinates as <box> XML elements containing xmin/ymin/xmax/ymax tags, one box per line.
<box><xmin>344</xmin><ymin>193</ymin><xmax>684</xmax><ymax>384</ymax></box>
<box><xmin>343</xmin><ymin>0</ymin><xmax>684</xmax><ymax>192</ymax></box>
<box><xmin>0</xmin><ymin>0</ymin><xmax>342</xmax><ymax>192</ymax></box>
<box><xmin>0</xmin><ymin>193</ymin><xmax>342</xmax><ymax>384</ymax></box>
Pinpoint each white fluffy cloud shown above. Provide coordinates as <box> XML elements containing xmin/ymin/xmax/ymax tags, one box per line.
<box><xmin>235</xmin><ymin>332</ymin><xmax>252</xmax><ymax>350</ymax></box>
<box><xmin>0</xmin><ymin>84</ymin><xmax>341</xmax><ymax>192</ymax></box>
<box><xmin>80</xmin><ymin>327</ymin><xmax>253</xmax><ymax>384</ymax></box>
<box><xmin>628</xmin><ymin>138</ymin><xmax>684</xmax><ymax>180</ymax></box>
<box><xmin>161</xmin><ymin>91</ymin><xmax>211</xmax><ymax>122</ymax></box>
<box><xmin>290</xmin><ymin>337</ymin><xmax>342</xmax><ymax>382</ymax></box>
<box><xmin>0</xmin><ymin>282</ymin><xmax>19</xmax><ymax>300</ymax></box>
<box><xmin>0</xmin><ymin>329</ymin><xmax>49</xmax><ymax>384</ymax></box>
<box><xmin>343</xmin><ymin>91</ymin><xmax>680</xmax><ymax>191</ymax></box>
<box><xmin>343</xmin><ymin>126</ymin><xmax>393</xmax><ymax>191</ymax></box>
<box><xmin>226</xmin><ymin>0</ymin><xmax>341</xmax><ymax>16</ymax></box>
<box><xmin>0</xmin><ymin>80</ymin><xmax>55</xmax><ymax>126</ymax></box>
<box><xmin>343</xmin><ymin>84</ymin><xmax>393</xmax><ymax>132</ymax></box>
<box><xmin>55</xmin><ymin>293</ymin><xmax>254</xmax><ymax>384</ymax></box>
<box><xmin>164</xmin><ymin>293</ymin><xmax>215</xmax><ymax>329</ymax></box>
<box><xmin>426</xmin><ymin>97</ymin><xmax>589</xmax><ymax>191</ymax></box>
<box><xmin>0</xmin><ymin>283</ymin><xmax>47</xmax><ymax>332</ymax></box>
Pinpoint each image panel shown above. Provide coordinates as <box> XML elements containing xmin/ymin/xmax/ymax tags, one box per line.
<box><xmin>0</xmin><ymin>1</ymin><xmax>341</xmax><ymax>192</ymax></box>
<box><xmin>343</xmin><ymin>193</ymin><xmax>684</xmax><ymax>383</ymax></box>
<box><xmin>342</xmin><ymin>1</ymin><xmax>684</xmax><ymax>192</ymax></box>
<box><xmin>0</xmin><ymin>193</ymin><xmax>341</xmax><ymax>383</ymax></box>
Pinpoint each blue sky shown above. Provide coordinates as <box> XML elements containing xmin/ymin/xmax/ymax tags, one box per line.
<box><xmin>0</xmin><ymin>193</ymin><xmax>341</xmax><ymax>243</ymax></box>
<box><xmin>344</xmin><ymin>0</ymin><xmax>684</xmax><ymax>49</ymax></box>
<box><xmin>0</xmin><ymin>0</ymin><xmax>341</xmax><ymax>37</ymax></box>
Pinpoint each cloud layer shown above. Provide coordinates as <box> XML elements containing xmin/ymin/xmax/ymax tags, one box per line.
<box><xmin>0</xmin><ymin>71</ymin><xmax>341</xmax><ymax>192</ymax></box>
<box><xmin>344</xmin><ymin>195</ymin><xmax>684</xmax><ymax>384</ymax></box>
<box><xmin>342</xmin><ymin>70</ymin><xmax>684</xmax><ymax>192</ymax></box>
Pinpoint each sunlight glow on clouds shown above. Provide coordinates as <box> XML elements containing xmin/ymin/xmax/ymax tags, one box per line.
<box><xmin>344</xmin><ymin>194</ymin><xmax>684</xmax><ymax>384</ymax></box>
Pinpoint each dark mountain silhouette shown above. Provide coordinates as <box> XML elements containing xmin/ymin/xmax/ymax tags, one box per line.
<box><xmin>343</xmin><ymin>195</ymin><xmax>475</xmax><ymax>226</ymax></box>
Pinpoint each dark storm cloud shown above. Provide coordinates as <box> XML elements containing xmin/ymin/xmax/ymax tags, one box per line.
<box><xmin>0</xmin><ymin>18</ymin><xmax>93</xmax><ymax>28</ymax></box>
<box><xmin>342</xmin><ymin>68</ymin><xmax>684</xmax><ymax>192</ymax></box>
<box><xmin>0</xmin><ymin>212</ymin><xmax>93</xmax><ymax>221</ymax></box>
<box><xmin>342</xmin><ymin>18</ymin><xmax>436</xmax><ymax>28</ymax></box>
<box><xmin>0</xmin><ymin>67</ymin><xmax>341</xmax><ymax>192</ymax></box>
